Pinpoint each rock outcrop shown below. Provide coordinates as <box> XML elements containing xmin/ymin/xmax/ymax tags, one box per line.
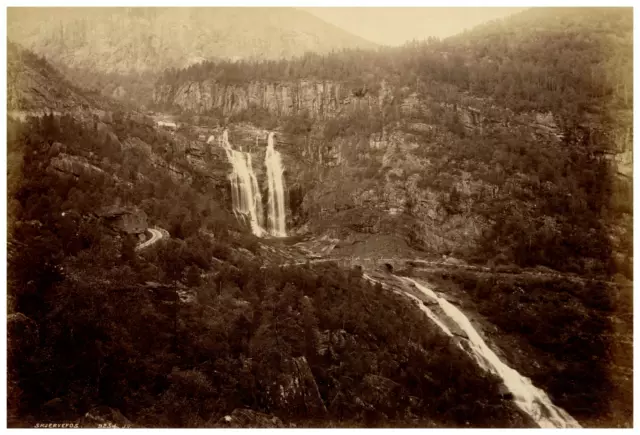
<box><xmin>154</xmin><ymin>80</ymin><xmax>384</xmax><ymax>119</ymax></box>
<box><xmin>316</xmin><ymin>329</ymin><xmax>358</xmax><ymax>360</ymax></box>
<box><xmin>98</xmin><ymin>206</ymin><xmax>148</xmax><ymax>235</ymax></box>
<box><xmin>7</xmin><ymin>42</ymin><xmax>112</xmax><ymax>113</ymax></box>
<box><xmin>267</xmin><ymin>356</ymin><xmax>327</xmax><ymax>416</ymax></box>
<box><xmin>357</xmin><ymin>374</ymin><xmax>405</xmax><ymax>414</ymax></box>
<box><xmin>48</xmin><ymin>153</ymin><xmax>109</xmax><ymax>180</ymax></box>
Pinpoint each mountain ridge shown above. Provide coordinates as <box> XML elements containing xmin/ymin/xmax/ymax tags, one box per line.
<box><xmin>6</xmin><ymin>6</ymin><xmax>633</xmax><ymax>429</ymax></box>
<box><xmin>7</xmin><ymin>7</ymin><xmax>378</xmax><ymax>74</ymax></box>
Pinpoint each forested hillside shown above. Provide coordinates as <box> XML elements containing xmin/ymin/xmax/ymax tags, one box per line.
<box><xmin>154</xmin><ymin>7</ymin><xmax>632</xmax><ymax>278</ymax></box>
<box><xmin>157</xmin><ymin>7</ymin><xmax>632</xmax><ymax>115</ymax></box>
<box><xmin>7</xmin><ymin>46</ymin><xmax>533</xmax><ymax>428</ymax></box>
<box><xmin>7</xmin><ymin>42</ymin><xmax>115</xmax><ymax>113</ymax></box>
<box><xmin>8</xmin><ymin>7</ymin><xmax>376</xmax><ymax>73</ymax></box>
<box><xmin>6</xmin><ymin>6</ymin><xmax>633</xmax><ymax>429</ymax></box>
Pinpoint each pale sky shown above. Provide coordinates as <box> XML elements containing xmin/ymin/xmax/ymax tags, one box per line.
<box><xmin>303</xmin><ymin>7</ymin><xmax>526</xmax><ymax>46</ymax></box>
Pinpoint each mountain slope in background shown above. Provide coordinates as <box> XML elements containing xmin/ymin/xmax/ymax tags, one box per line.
<box><xmin>6</xmin><ymin>7</ymin><xmax>633</xmax><ymax>429</ymax></box>
<box><xmin>7</xmin><ymin>7</ymin><xmax>377</xmax><ymax>74</ymax></box>
<box><xmin>6</xmin><ymin>42</ymin><xmax>117</xmax><ymax>113</ymax></box>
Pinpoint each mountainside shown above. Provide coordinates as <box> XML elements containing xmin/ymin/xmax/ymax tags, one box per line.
<box><xmin>6</xmin><ymin>6</ymin><xmax>633</xmax><ymax>430</ymax></box>
<box><xmin>7</xmin><ymin>42</ymin><xmax>114</xmax><ymax>114</ymax></box>
<box><xmin>7</xmin><ymin>45</ymin><xmax>537</xmax><ymax>429</ymax></box>
<box><xmin>146</xmin><ymin>9</ymin><xmax>634</xmax><ymax>425</ymax></box>
<box><xmin>153</xmin><ymin>7</ymin><xmax>632</xmax><ymax>277</ymax></box>
<box><xmin>7</xmin><ymin>7</ymin><xmax>377</xmax><ymax>74</ymax></box>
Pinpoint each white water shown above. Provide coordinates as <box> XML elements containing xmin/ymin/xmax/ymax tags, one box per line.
<box><xmin>400</xmin><ymin>276</ymin><xmax>581</xmax><ymax>428</ymax></box>
<box><xmin>220</xmin><ymin>129</ymin><xmax>265</xmax><ymax>236</ymax></box>
<box><xmin>265</xmin><ymin>132</ymin><xmax>287</xmax><ymax>237</ymax></box>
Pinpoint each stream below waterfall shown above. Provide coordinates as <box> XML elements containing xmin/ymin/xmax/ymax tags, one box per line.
<box><xmin>362</xmin><ymin>272</ymin><xmax>581</xmax><ymax>428</ymax></box>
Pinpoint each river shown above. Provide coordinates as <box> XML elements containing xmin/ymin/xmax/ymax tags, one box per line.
<box><xmin>362</xmin><ymin>272</ymin><xmax>581</xmax><ymax>428</ymax></box>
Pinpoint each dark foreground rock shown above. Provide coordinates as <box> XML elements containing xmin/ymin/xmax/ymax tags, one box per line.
<box><xmin>7</xmin><ymin>312</ymin><xmax>39</xmax><ymax>352</ymax></box>
<box><xmin>358</xmin><ymin>374</ymin><xmax>406</xmax><ymax>415</ymax></box>
<box><xmin>268</xmin><ymin>356</ymin><xmax>328</xmax><ymax>416</ymax></box>
<box><xmin>98</xmin><ymin>205</ymin><xmax>148</xmax><ymax>235</ymax></box>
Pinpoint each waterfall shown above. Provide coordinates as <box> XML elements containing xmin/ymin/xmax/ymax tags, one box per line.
<box><xmin>399</xmin><ymin>276</ymin><xmax>581</xmax><ymax>428</ymax></box>
<box><xmin>220</xmin><ymin>129</ymin><xmax>265</xmax><ymax>236</ymax></box>
<box><xmin>265</xmin><ymin>132</ymin><xmax>287</xmax><ymax>237</ymax></box>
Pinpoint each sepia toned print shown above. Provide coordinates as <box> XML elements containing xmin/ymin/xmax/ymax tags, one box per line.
<box><xmin>6</xmin><ymin>6</ymin><xmax>632</xmax><ymax>429</ymax></box>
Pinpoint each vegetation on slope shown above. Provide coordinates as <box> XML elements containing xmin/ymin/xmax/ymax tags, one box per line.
<box><xmin>154</xmin><ymin>7</ymin><xmax>632</xmax><ymax>279</ymax></box>
<box><xmin>412</xmin><ymin>268</ymin><xmax>633</xmax><ymax>427</ymax></box>
<box><xmin>6</xmin><ymin>7</ymin><xmax>633</xmax><ymax>428</ymax></box>
<box><xmin>158</xmin><ymin>7</ymin><xmax>631</xmax><ymax>114</ymax></box>
<box><xmin>7</xmin><ymin>115</ymin><xmax>529</xmax><ymax>427</ymax></box>
<box><xmin>8</xmin><ymin>7</ymin><xmax>377</xmax><ymax>74</ymax></box>
<box><xmin>7</xmin><ymin>42</ymin><xmax>114</xmax><ymax>112</ymax></box>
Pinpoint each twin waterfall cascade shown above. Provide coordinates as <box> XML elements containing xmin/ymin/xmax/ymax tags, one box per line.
<box><xmin>220</xmin><ymin>129</ymin><xmax>265</xmax><ymax>237</ymax></box>
<box><xmin>220</xmin><ymin>129</ymin><xmax>287</xmax><ymax>237</ymax></box>
<box><xmin>265</xmin><ymin>132</ymin><xmax>287</xmax><ymax>237</ymax></box>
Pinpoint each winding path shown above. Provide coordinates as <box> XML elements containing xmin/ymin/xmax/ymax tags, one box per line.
<box><xmin>136</xmin><ymin>228</ymin><xmax>164</xmax><ymax>251</ymax></box>
<box><xmin>281</xmin><ymin>255</ymin><xmax>619</xmax><ymax>286</ymax></box>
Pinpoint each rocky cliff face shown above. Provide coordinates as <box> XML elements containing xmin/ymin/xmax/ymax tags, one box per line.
<box><xmin>153</xmin><ymin>80</ymin><xmax>390</xmax><ymax>119</ymax></box>
<box><xmin>292</xmin><ymin>128</ymin><xmax>489</xmax><ymax>257</ymax></box>
<box><xmin>48</xmin><ymin>153</ymin><xmax>112</xmax><ymax>181</ymax></box>
<box><xmin>153</xmin><ymin>77</ymin><xmax>632</xmax><ymax>271</ymax></box>
<box><xmin>171</xmin><ymin>90</ymin><xmax>567</xmax><ymax>258</ymax></box>
<box><xmin>266</xmin><ymin>356</ymin><xmax>327</xmax><ymax>417</ymax></box>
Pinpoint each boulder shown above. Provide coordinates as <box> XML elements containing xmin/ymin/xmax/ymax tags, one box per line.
<box><xmin>316</xmin><ymin>329</ymin><xmax>358</xmax><ymax>360</ymax></box>
<box><xmin>98</xmin><ymin>206</ymin><xmax>147</xmax><ymax>235</ymax></box>
<box><xmin>48</xmin><ymin>153</ymin><xmax>107</xmax><ymax>180</ymax></box>
<box><xmin>499</xmin><ymin>384</ymin><xmax>514</xmax><ymax>400</ymax></box>
<box><xmin>217</xmin><ymin>409</ymin><xmax>284</xmax><ymax>428</ymax></box>
<box><xmin>187</xmin><ymin>141</ymin><xmax>205</xmax><ymax>158</ymax></box>
<box><xmin>457</xmin><ymin>106</ymin><xmax>484</xmax><ymax>130</ymax></box>
<box><xmin>47</xmin><ymin>141</ymin><xmax>65</xmax><ymax>157</ymax></box>
<box><xmin>357</xmin><ymin>374</ymin><xmax>405</xmax><ymax>414</ymax></box>
<box><xmin>268</xmin><ymin>356</ymin><xmax>327</xmax><ymax>416</ymax></box>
